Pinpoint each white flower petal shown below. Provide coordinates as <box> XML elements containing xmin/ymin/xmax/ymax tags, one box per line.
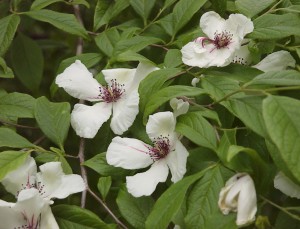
<box><xmin>71</xmin><ymin>102</ymin><xmax>112</xmax><ymax>138</ymax></box>
<box><xmin>0</xmin><ymin>203</ymin><xmax>25</xmax><ymax>229</ymax></box>
<box><xmin>56</xmin><ymin>60</ymin><xmax>102</xmax><ymax>101</ymax></box>
<box><xmin>274</xmin><ymin>171</ymin><xmax>300</xmax><ymax>199</ymax></box>
<box><xmin>146</xmin><ymin>111</ymin><xmax>176</xmax><ymax>141</ymax></box>
<box><xmin>36</xmin><ymin>162</ymin><xmax>86</xmax><ymax>200</ymax></box>
<box><xmin>170</xmin><ymin>98</ymin><xmax>189</xmax><ymax>118</ymax></box>
<box><xmin>102</xmin><ymin>68</ymin><xmax>136</xmax><ymax>91</ymax></box>
<box><xmin>2</xmin><ymin>156</ymin><xmax>37</xmax><ymax>197</ymax></box>
<box><xmin>232</xmin><ymin>44</ymin><xmax>252</xmax><ymax>65</ymax></box>
<box><xmin>106</xmin><ymin>136</ymin><xmax>153</xmax><ymax>169</ymax></box>
<box><xmin>166</xmin><ymin>140</ymin><xmax>188</xmax><ymax>182</ymax></box>
<box><xmin>126</xmin><ymin>160</ymin><xmax>169</xmax><ymax>197</ymax></box>
<box><xmin>40</xmin><ymin>206</ymin><xmax>60</xmax><ymax>229</ymax></box>
<box><xmin>191</xmin><ymin>77</ymin><xmax>200</xmax><ymax>87</ymax></box>
<box><xmin>0</xmin><ymin>199</ymin><xmax>13</xmax><ymax>207</ymax></box>
<box><xmin>253</xmin><ymin>51</ymin><xmax>296</xmax><ymax>72</ymax></box>
<box><xmin>200</xmin><ymin>11</ymin><xmax>226</xmax><ymax>39</ymax></box>
<box><xmin>110</xmin><ymin>90</ymin><xmax>139</xmax><ymax>135</ymax></box>
<box><xmin>227</xmin><ymin>14</ymin><xmax>254</xmax><ymax>39</ymax></box>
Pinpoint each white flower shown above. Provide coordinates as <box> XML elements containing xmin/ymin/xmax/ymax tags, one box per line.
<box><xmin>181</xmin><ymin>11</ymin><xmax>253</xmax><ymax>68</ymax></box>
<box><xmin>0</xmin><ymin>188</ymin><xmax>58</xmax><ymax>229</ymax></box>
<box><xmin>274</xmin><ymin>171</ymin><xmax>300</xmax><ymax>199</ymax></box>
<box><xmin>218</xmin><ymin>173</ymin><xmax>257</xmax><ymax>227</ymax></box>
<box><xmin>2</xmin><ymin>156</ymin><xmax>85</xmax><ymax>201</ymax></box>
<box><xmin>56</xmin><ymin>60</ymin><xmax>158</xmax><ymax>138</ymax></box>
<box><xmin>170</xmin><ymin>98</ymin><xmax>189</xmax><ymax>118</ymax></box>
<box><xmin>106</xmin><ymin>111</ymin><xmax>189</xmax><ymax>197</ymax></box>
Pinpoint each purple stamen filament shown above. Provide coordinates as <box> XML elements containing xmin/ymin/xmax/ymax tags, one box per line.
<box><xmin>99</xmin><ymin>79</ymin><xmax>125</xmax><ymax>103</ymax></box>
<box><xmin>148</xmin><ymin>136</ymin><xmax>171</xmax><ymax>160</ymax></box>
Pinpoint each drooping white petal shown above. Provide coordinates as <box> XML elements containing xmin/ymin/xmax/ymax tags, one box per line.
<box><xmin>252</xmin><ymin>51</ymin><xmax>296</xmax><ymax>72</ymax></box>
<box><xmin>0</xmin><ymin>199</ymin><xmax>13</xmax><ymax>207</ymax></box>
<box><xmin>146</xmin><ymin>111</ymin><xmax>176</xmax><ymax>142</ymax></box>
<box><xmin>40</xmin><ymin>206</ymin><xmax>60</xmax><ymax>229</ymax></box>
<box><xmin>218</xmin><ymin>173</ymin><xmax>257</xmax><ymax>227</ymax></box>
<box><xmin>227</xmin><ymin>14</ymin><xmax>254</xmax><ymax>39</ymax></box>
<box><xmin>56</xmin><ymin>60</ymin><xmax>102</xmax><ymax>101</ymax></box>
<box><xmin>170</xmin><ymin>98</ymin><xmax>189</xmax><ymax>118</ymax></box>
<box><xmin>165</xmin><ymin>140</ymin><xmax>188</xmax><ymax>182</ymax></box>
<box><xmin>102</xmin><ymin>68</ymin><xmax>136</xmax><ymax>91</ymax></box>
<box><xmin>36</xmin><ymin>162</ymin><xmax>86</xmax><ymax>200</ymax></box>
<box><xmin>2</xmin><ymin>156</ymin><xmax>37</xmax><ymax>197</ymax></box>
<box><xmin>181</xmin><ymin>42</ymin><xmax>210</xmax><ymax>67</ymax></box>
<box><xmin>110</xmin><ymin>90</ymin><xmax>139</xmax><ymax>135</ymax></box>
<box><xmin>191</xmin><ymin>77</ymin><xmax>200</xmax><ymax>87</ymax></box>
<box><xmin>200</xmin><ymin>11</ymin><xmax>226</xmax><ymax>39</ymax></box>
<box><xmin>126</xmin><ymin>160</ymin><xmax>169</xmax><ymax>197</ymax></box>
<box><xmin>106</xmin><ymin>136</ymin><xmax>153</xmax><ymax>169</ymax></box>
<box><xmin>0</xmin><ymin>203</ymin><xmax>24</xmax><ymax>229</ymax></box>
<box><xmin>274</xmin><ymin>172</ymin><xmax>300</xmax><ymax>199</ymax></box>
<box><xmin>71</xmin><ymin>102</ymin><xmax>112</xmax><ymax>138</ymax></box>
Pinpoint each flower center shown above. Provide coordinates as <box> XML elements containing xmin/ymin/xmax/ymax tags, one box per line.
<box><xmin>17</xmin><ymin>176</ymin><xmax>46</xmax><ymax>198</ymax></box>
<box><xmin>148</xmin><ymin>136</ymin><xmax>171</xmax><ymax>160</ymax></box>
<box><xmin>232</xmin><ymin>56</ymin><xmax>247</xmax><ymax>65</ymax></box>
<box><xmin>99</xmin><ymin>79</ymin><xmax>125</xmax><ymax>103</ymax></box>
<box><xmin>213</xmin><ymin>31</ymin><xmax>233</xmax><ymax>49</ymax></box>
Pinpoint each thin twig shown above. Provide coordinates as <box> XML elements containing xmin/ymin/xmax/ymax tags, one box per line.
<box><xmin>167</xmin><ymin>66</ymin><xmax>194</xmax><ymax>81</ymax></box>
<box><xmin>0</xmin><ymin>119</ymin><xmax>39</xmax><ymax>129</ymax></box>
<box><xmin>78</xmin><ymin>138</ymin><xmax>88</xmax><ymax>208</ymax></box>
<box><xmin>33</xmin><ymin>135</ymin><xmax>46</xmax><ymax>145</ymax></box>
<box><xmin>88</xmin><ymin>188</ymin><xmax>129</xmax><ymax>229</ymax></box>
<box><xmin>73</xmin><ymin>4</ymin><xmax>84</xmax><ymax>55</ymax></box>
<box><xmin>150</xmin><ymin>43</ymin><xmax>169</xmax><ymax>51</ymax></box>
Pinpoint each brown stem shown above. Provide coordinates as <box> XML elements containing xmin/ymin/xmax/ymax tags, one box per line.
<box><xmin>78</xmin><ymin>138</ymin><xmax>88</xmax><ymax>208</ymax></box>
<box><xmin>87</xmin><ymin>188</ymin><xmax>128</xmax><ymax>229</ymax></box>
<box><xmin>0</xmin><ymin>119</ymin><xmax>39</xmax><ymax>129</ymax></box>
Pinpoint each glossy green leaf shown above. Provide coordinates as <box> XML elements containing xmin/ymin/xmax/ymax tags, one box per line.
<box><xmin>30</xmin><ymin>0</ymin><xmax>63</xmax><ymax>10</ymax></box>
<box><xmin>117</xmin><ymin>188</ymin><xmax>154</xmax><ymax>229</ymax></box>
<box><xmin>0</xmin><ymin>57</ymin><xmax>14</xmax><ymax>78</ymax></box>
<box><xmin>115</xmin><ymin>51</ymin><xmax>154</xmax><ymax>64</ymax></box>
<box><xmin>25</xmin><ymin>10</ymin><xmax>88</xmax><ymax>39</ymax></box>
<box><xmin>35</xmin><ymin>97</ymin><xmax>70</xmax><ymax>149</ymax></box>
<box><xmin>143</xmin><ymin>86</ymin><xmax>205</xmax><ymax>124</ymax></box>
<box><xmin>145</xmin><ymin>165</ymin><xmax>215</xmax><ymax>229</ymax></box>
<box><xmin>164</xmin><ymin>49</ymin><xmax>182</xmax><ymax>68</ymax></box>
<box><xmin>0</xmin><ymin>14</ymin><xmax>20</xmax><ymax>56</ymax></box>
<box><xmin>97</xmin><ymin>176</ymin><xmax>112</xmax><ymax>200</ymax></box>
<box><xmin>0</xmin><ymin>92</ymin><xmax>36</xmax><ymax>119</ymax></box>
<box><xmin>185</xmin><ymin>166</ymin><xmax>236</xmax><ymax>229</ymax></box>
<box><xmin>0</xmin><ymin>151</ymin><xmax>29</xmax><ymax>181</ymax></box>
<box><xmin>0</xmin><ymin>127</ymin><xmax>35</xmax><ymax>148</ymax></box>
<box><xmin>130</xmin><ymin>0</ymin><xmax>156</xmax><ymax>22</ymax></box>
<box><xmin>95</xmin><ymin>28</ymin><xmax>120</xmax><ymax>57</ymax></box>
<box><xmin>263</xmin><ymin>95</ymin><xmax>300</xmax><ymax>182</ymax></box>
<box><xmin>250</xmin><ymin>13</ymin><xmax>300</xmax><ymax>40</ymax></box>
<box><xmin>53</xmin><ymin>205</ymin><xmax>111</xmax><ymax>229</ymax></box>
<box><xmin>235</xmin><ymin>0</ymin><xmax>275</xmax><ymax>18</ymax></box>
<box><xmin>176</xmin><ymin>112</ymin><xmax>217</xmax><ymax>151</ymax></box>
<box><xmin>11</xmin><ymin>33</ymin><xmax>43</xmax><ymax>92</ymax></box>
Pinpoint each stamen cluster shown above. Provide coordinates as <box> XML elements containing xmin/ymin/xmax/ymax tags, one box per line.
<box><xmin>148</xmin><ymin>135</ymin><xmax>171</xmax><ymax>160</ymax></box>
<box><xmin>99</xmin><ymin>79</ymin><xmax>125</xmax><ymax>103</ymax></box>
<box><xmin>213</xmin><ymin>30</ymin><xmax>233</xmax><ymax>49</ymax></box>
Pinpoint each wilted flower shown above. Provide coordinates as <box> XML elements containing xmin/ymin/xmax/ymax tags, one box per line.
<box><xmin>56</xmin><ymin>60</ymin><xmax>158</xmax><ymax>138</ymax></box>
<box><xmin>106</xmin><ymin>111</ymin><xmax>189</xmax><ymax>197</ymax></box>
<box><xmin>181</xmin><ymin>11</ymin><xmax>253</xmax><ymax>68</ymax></box>
<box><xmin>274</xmin><ymin>171</ymin><xmax>300</xmax><ymax>199</ymax></box>
<box><xmin>218</xmin><ymin>173</ymin><xmax>257</xmax><ymax>227</ymax></box>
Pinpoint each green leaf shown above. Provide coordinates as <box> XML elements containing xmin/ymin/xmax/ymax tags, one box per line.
<box><xmin>145</xmin><ymin>165</ymin><xmax>215</xmax><ymax>229</ymax></box>
<box><xmin>11</xmin><ymin>33</ymin><xmax>43</xmax><ymax>92</ymax></box>
<box><xmin>263</xmin><ymin>95</ymin><xmax>300</xmax><ymax>182</ymax></box>
<box><xmin>249</xmin><ymin>13</ymin><xmax>300</xmax><ymax>40</ymax></box>
<box><xmin>97</xmin><ymin>176</ymin><xmax>112</xmax><ymax>200</ymax></box>
<box><xmin>67</xmin><ymin>0</ymin><xmax>90</xmax><ymax>8</ymax></box>
<box><xmin>0</xmin><ymin>151</ymin><xmax>29</xmax><ymax>181</ymax></box>
<box><xmin>116</xmin><ymin>51</ymin><xmax>154</xmax><ymax>64</ymax></box>
<box><xmin>164</xmin><ymin>49</ymin><xmax>182</xmax><ymax>68</ymax></box>
<box><xmin>143</xmin><ymin>86</ymin><xmax>205</xmax><ymax>124</ymax></box>
<box><xmin>176</xmin><ymin>112</ymin><xmax>217</xmax><ymax>151</ymax></box>
<box><xmin>0</xmin><ymin>57</ymin><xmax>14</xmax><ymax>78</ymax></box>
<box><xmin>53</xmin><ymin>205</ymin><xmax>111</xmax><ymax>229</ymax></box>
<box><xmin>94</xmin><ymin>0</ymin><xmax>130</xmax><ymax>31</ymax></box>
<box><xmin>139</xmin><ymin>68</ymin><xmax>181</xmax><ymax>112</ymax></box>
<box><xmin>35</xmin><ymin>97</ymin><xmax>70</xmax><ymax>149</ymax></box>
<box><xmin>0</xmin><ymin>14</ymin><xmax>20</xmax><ymax>56</ymax></box>
<box><xmin>172</xmin><ymin>0</ymin><xmax>207</xmax><ymax>35</ymax></box>
<box><xmin>117</xmin><ymin>188</ymin><xmax>154</xmax><ymax>229</ymax></box>
<box><xmin>95</xmin><ymin>28</ymin><xmax>120</xmax><ymax>57</ymax></box>
<box><xmin>0</xmin><ymin>127</ymin><xmax>35</xmax><ymax>148</ymax></box>
<box><xmin>0</xmin><ymin>92</ymin><xmax>36</xmax><ymax>119</ymax></box>
<box><xmin>185</xmin><ymin>166</ymin><xmax>236</xmax><ymax>229</ymax></box>
<box><xmin>130</xmin><ymin>0</ymin><xmax>156</xmax><ymax>22</ymax></box>
<box><xmin>235</xmin><ymin>0</ymin><xmax>275</xmax><ymax>18</ymax></box>
<box><xmin>83</xmin><ymin>153</ymin><xmax>128</xmax><ymax>176</ymax></box>
<box><xmin>210</xmin><ymin>0</ymin><xmax>227</xmax><ymax>16</ymax></box>
<box><xmin>30</xmin><ymin>0</ymin><xmax>63</xmax><ymax>10</ymax></box>
<box><xmin>25</xmin><ymin>9</ymin><xmax>88</xmax><ymax>39</ymax></box>
<box><xmin>245</xmin><ymin>70</ymin><xmax>300</xmax><ymax>86</ymax></box>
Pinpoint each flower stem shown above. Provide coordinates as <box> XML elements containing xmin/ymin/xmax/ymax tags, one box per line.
<box><xmin>0</xmin><ymin>119</ymin><xmax>39</xmax><ymax>129</ymax></box>
<box><xmin>78</xmin><ymin>138</ymin><xmax>88</xmax><ymax>208</ymax></box>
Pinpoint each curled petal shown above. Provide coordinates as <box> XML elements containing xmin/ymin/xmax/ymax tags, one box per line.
<box><xmin>146</xmin><ymin>112</ymin><xmax>176</xmax><ymax>143</ymax></box>
<box><xmin>71</xmin><ymin>102</ymin><xmax>112</xmax><ymax>138</ymax></box>
<box><xmin>191</xmin><ymin>78</ymin><xmax>200</xmax><ymax>87</ymax></box>
<box><xmin>200</xmin><ymin>11</ymin><xmax>226</xmax><ymax>39</ymax></box>
<box><xmin>170</xmin><ymin>98</ymin><xmax>189</xmax><ymax>118</ymax></box>
<box><xmin>126</xmin><ymin>160</ymin><xmax>169</xmax><ymax>197</ymax></box>
<box><xmin>274</xmin><ymin>172</ymin><xmax>300</xmax><ymax>199</ymax></box>
<box><xmin>253</xmin><ymin>51</ymin><xmax>296</xmax><ymax>72</ymax></box>
<box><xmin>2</xmin><ymin>156</ymin><xmax>37</xmax><ymax>197</ymax></box>
<box><xmin>102</xmin><ymin>68</ymin><xmax>136</xmax><ymax>91</ymax></box>
<box><xmin>110</xmin><ymin>90</ymin><xmax>139</xmax><ymax>135</ymax></box>
<box><xmin>106</xmin><ymin>136</ymin><xmax>153</xmax><ymax>170</ymax></box>
<box><xmin>166</xmin><ymin>140</ymin><xmax>188</xmax><ymax>182</ymax></box>
<box><xmin>40</xmin><ymin>206</ymin><xmax>59</xmax><ymax>229</ymax></box>
<box><xmin>227</xmin><ymin>14</ymin><xmax>254</xmax><ymax>39</ymax></box>
<box><xmin>56</xmin><ymin>60</ymin><xmax>102</xmax><ymax>101</ymax></box>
